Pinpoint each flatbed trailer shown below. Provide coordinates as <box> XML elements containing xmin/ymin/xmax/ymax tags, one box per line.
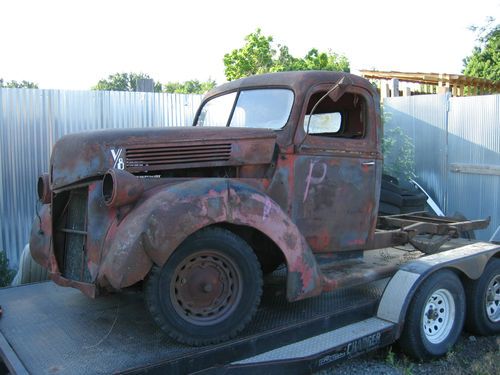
<box><xmin>1</xmin><ymin>239</ymin><xmax>499</xmax><ymax>375</ymax></box>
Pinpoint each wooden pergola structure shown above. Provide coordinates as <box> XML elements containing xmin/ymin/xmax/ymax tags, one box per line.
<box><xmin>360</xmin><ymin>70</ymin><xmax>500</xmax><ymax>97</ymax></box>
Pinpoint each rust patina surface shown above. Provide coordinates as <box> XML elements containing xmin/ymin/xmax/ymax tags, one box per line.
<box><xmin>30</xmin><ymin>71</ymin><xmax>382</xmax><ymax>301</ymax></box>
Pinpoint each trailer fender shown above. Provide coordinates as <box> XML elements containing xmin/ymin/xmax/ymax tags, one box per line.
<box><xmin>98</xmin><ymin>178</ymin><xmax>322</xmax><ymax>301</ymax></box>
<box><xmin>377</xmin><ymin>242</ymin><xmax>500</xmax><ymax>331</ymax></box>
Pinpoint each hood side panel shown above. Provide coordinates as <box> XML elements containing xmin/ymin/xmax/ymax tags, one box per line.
<box><xmin>51</xmin><ymin>127</ymin><xmax>277</xmax><ymax>189</ymax></box>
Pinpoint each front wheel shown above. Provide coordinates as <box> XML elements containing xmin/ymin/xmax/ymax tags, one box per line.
<box><xmin>465</xmin><ymin>258</ymin><xmax>500</xmax><ymax>335</ymax></box>
<box><xmin>145</xmin><ymin>227</ymin><xmax>263</xmax><ymax>346</ymax></box>
<box><xmin>399</xmin><ymin>269</ymin><xmax>465</xmax><ymax>360</ymax></box>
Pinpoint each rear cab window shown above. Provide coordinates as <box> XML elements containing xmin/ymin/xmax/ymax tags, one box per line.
<box><xmin>304</xmin><ymin>91</ymin><xmax>366</xmax><ymax>139</ymax></box>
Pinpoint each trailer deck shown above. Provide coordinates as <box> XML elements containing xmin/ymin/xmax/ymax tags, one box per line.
<box><xmin>0</xmin><ymin>269</ymin><xmax>389</xmax><ymax>374</ymax></box>
<box><xmin>2</xmin><ymin>238</ymin><xmax>497</xmax><ymax>374</ymax></box>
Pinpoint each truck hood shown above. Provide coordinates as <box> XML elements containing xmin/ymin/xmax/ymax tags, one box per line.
<box><xmin>50</xmin><ymin>127</ymin><xmax>277</xmax><ymax>189</ymax></box>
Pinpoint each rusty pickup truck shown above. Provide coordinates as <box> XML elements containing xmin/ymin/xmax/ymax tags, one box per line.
<box><xmin>29</xmin><ymin>71</ymin><xmax>499</xmax><ymax>363</ymax></box>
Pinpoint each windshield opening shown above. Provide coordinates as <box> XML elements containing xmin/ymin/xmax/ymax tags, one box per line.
<box><xmin>196</xmin><ymin>89</ymin><xmax>294</xmax><ymax>130</ymax></box>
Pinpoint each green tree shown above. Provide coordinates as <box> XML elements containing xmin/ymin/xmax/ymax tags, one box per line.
<box><xmin>163</xmin><ymin>79</ymin><xmax>216</xmax><ymax>94</ymax></box>
<box><xmin>92</xmin><ymin>72</ymin><xmax>162</xmax><ymax>92</ymax></box>
<box><xmin>0</xmin><ymin>78</ymin><xmax>38</xmax><ymax>88</ymax></box>
<box><xmin>223</xmin><ymin>29</ymin><xmax>350</xmax><ymax>81</ymax></box>
<box><xmin>0</xmin><ymin>251</ymin><xmax>15</xmax><ymax>287</ymax></box>
<box><xmin>462</xmin><ymin>18</ymin><xmax>499</xmax><ymax>81</ymax></box>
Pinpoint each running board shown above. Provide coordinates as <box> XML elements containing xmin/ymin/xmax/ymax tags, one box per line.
<box><xmin>200</xmin><ymin>318</ymin><xmax>397</xmax><ymax>374</ymax></box>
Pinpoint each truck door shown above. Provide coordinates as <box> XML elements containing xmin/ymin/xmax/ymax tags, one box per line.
<box><xmin>292</xmin><ymin>85</ymin><xmax>382</xmax><ymax>252</ymax></box>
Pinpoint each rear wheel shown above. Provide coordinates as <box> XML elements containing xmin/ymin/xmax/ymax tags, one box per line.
<box><xmin>145</xmin><ymin>227</ymin><xmax>263</xmax><ymax>346</ymax></box>
<box><xmin>399</xmin><ymin>270</ymin><xmax>465</xmax><ymax>360</ymax></box>
<box><xmin>464</xmin><ymin>258</ymin><xmax>500</xmax><ymax>335</ymax></box>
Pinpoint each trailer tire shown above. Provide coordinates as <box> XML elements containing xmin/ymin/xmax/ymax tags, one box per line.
<box><xmin>399</xmin><ymin>270</ymin><xmax>465</xmax><ymax>360</ymax></box>
<box><xmin>145</xmin><ymin>227</ymin><xmax>263</xmax><ymax>346</ymax></box>
<box><xmin>464</xmin><ymin>258</ymin><xmax>500</xmax><ymax>335</ymax></box>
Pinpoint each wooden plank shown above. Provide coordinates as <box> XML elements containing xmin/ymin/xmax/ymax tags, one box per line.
<box><xmin>450</xmin><ymin>163</ymin><xmax>500</xmax><ymax>177</ymax></box>
<box><xmin>358</xmin><ymin>70</ymin><xmax>500</xmax><ymax>93</ymax></box>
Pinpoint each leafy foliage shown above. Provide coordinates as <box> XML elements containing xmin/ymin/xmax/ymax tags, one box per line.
<box><xmin>0</xmin><ymin>251</ymin><xmax>15</xmax><ymax>287</ymax></box>
<box><xmin>462</xmin><ymin>18</ymin><xmax>499</xmax><ymax>82</ymax></box>
<box><xmin>163</xmin><ymin>79</ymin><xmax>216</xmax><ymax>94</ymax></box>
<box><xmin>92</xmin><ymin>72</ymin><xmax>162</xmax><ymax>92</ymax></box>
<box><xmin>382</xmin><ymin>127</ymin><xmax>416</xmax><ymax>180</ymax></box>
<box><xmin>0</xmin><ymin>78</ymin><xmax>38</xmax><ymax>89</ymax></box>
<box><xmin>93</xmin><ymin>73</ymin><xmax>215</xmax><ymax>94</ymax></box>
<box><xmin>223</xmin><ymin>29</ymin><xmax>350</xmax><ymax>81</ymax></box>
<box><xmin>382</xmin><ymin>108</ymin><xmax>415</xmax><ymax>180</ymax></box>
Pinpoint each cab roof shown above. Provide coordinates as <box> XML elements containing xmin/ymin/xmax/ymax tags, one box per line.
<box><xmin>205</xmin><ymin>71</ymin><xmax>375</xmax><ymax>99</ymax></box>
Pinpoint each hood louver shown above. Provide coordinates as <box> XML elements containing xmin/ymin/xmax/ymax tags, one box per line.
<box><xmin>126</xmin><ymin>143</ymin><xmax>232</xmax><ymax>171</ymax></box>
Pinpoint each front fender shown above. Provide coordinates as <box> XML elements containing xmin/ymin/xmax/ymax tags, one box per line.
<box><xmin>30</xmin><ymin>204</ymin><xmax>52</xmax><ymax>270</ymax></box>
<box><xmin>98</xmin><ymin>178</ymin><xmax>322</xmax><ymax>301</ymax></box>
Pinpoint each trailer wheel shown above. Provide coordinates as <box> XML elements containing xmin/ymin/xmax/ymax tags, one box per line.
<box><xmin>464</xmin><ymin>258</ymin><xmax>500</xmax><ymax>335</ymax></box>
<box><xmin>399</xmin><ymin>270</ymin><xmax>465</xmax><ymax>360</ymax></box>
<box><xmin>145</xmin><ymin>227</ymin><xmax>263</xmax><ymax>346</ymax></box>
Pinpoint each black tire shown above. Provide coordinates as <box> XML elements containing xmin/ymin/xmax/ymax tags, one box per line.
<box><xmin>145</xmin><ymin>227</ymin><xmax>263</xmax><ymax>346</ymax></box>
<box><xmin>380</xmin><ymin>174</ymin><xmax>426</xmax><ymax>214</ymax></box>
<box><xmin>399</xmin><ymin>270</ymin><xmax>466</xmax><ymax>360</ymax></box>
<box><xmin>380</xmin><ymin>189</ymin><xmax>403</xmax><ymax>207</ymax></box>
<box><xmin>401</xmin><ymin>206</ymin><xmax>426</xmax><ymax>214</ymax></box>
<box><xmin>379</xmin><ymin>202</ymin><xmax>401</xmax><ymax>215</ymax></box>
<box><xmin>401</xmin><ymin>193</ymin><xmax>427</xmax><ymax>208</ymax></box>
<box><xmin>381</xmin><ymin>178</ymin><xmax>402</xmax><ymax>194</ymax></box>
<box><xmin>464</xmin><ymin>258</ymin><xmax>500</xmax><ymax>335</ymax></box>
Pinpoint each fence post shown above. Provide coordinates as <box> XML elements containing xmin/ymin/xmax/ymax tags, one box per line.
<box><xmin>380</xmin><ymin>80</ymin><xmax>390</xmax><ymax>99</ymax></box>
<box><xmin>390</xmin><ymin>79</ymin><xmax>399</xmax><ymax>97</ymax></box>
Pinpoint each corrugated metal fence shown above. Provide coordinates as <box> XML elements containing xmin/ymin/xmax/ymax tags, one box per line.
<box><xmin>384</xmin><ymin>93</ymin><xmax>500</xmax><ymax>242</ymax></box>
<box><xmin>0</xmin><ymin>89</ymin><xmax>202</xmax><ymax>267</ymax></box>
<box><xmin>2</xmin><ymin>89</ymin><xmax>499</xmax><ymax>267</ymax></box>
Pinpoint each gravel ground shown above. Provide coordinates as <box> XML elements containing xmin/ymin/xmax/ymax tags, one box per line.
<box><xmin>320</xmin><ymin>333</ymin><xmax>499</xmax><ymax>375</ymax></box>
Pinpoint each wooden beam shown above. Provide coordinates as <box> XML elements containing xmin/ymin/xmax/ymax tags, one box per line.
<box><xmin>358</xmin><ymin>70</ymin><xmax>500</xmax><ymax>93</ymax></box>
<box><xmin>450</xmin><ymin>163</ymin><xmax>500</xmax><ymax>177</ymax></box>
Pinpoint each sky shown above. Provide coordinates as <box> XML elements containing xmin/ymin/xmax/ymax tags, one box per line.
<box><xmin>0</xmin><ymin>0</ymin><xmax>499</xmax><ymax>90</ymax></box>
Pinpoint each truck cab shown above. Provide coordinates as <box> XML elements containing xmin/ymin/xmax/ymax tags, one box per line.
<box><xmin>195</xmin><ymin>71</ymin><xmax>381</xmax><ymax>252</ymax></box>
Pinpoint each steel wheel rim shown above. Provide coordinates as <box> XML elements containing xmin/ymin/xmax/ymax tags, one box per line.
<box><xmin>170</xmin><ymin>250</ymin><xmax>242</xmax><ymax>326</ymax></box>
<box><xmin>485</xmin><ymin>274</ymin><xmax>500</xmax><ymax>323</ymax></box>
<box><xmin>422</xmin><ymin>289</ymin><xmax>455</xmax><ymax>344</ymax></box>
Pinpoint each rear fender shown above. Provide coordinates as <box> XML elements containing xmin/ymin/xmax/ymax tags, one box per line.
<box><xmin>377</xmin><ymin>242</ymin><xmax>500</xmax><ymax>331</ymax></box>
<box><xmin>99</xmin><ymin>178</ymin><xmax>322</xmax><ymax>301</ymax></box>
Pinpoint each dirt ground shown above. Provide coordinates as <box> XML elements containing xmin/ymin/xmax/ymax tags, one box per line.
<box><xmin>322</xmin><ymin>333</ymin><xmax>499</xmax><ymax>375</ymax></box>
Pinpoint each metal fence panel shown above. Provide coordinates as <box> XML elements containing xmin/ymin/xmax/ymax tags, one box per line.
<box><xmin>384</xmin><ymin>94</ymin><xmax>500</xmax><ymax>241</ymax></box>
<box><xmin>447</xmin><ymin>95</ymin><xmax>500</xmax><ymax>241</ymax></box>
<box><xmin>3</xmin><ymin>88</ymin><xmax>498</xmax><ymax>267</ymax></box>
<box><xmin>384</xmin><ymin>94</ymin><xmax>449</xmax><ymax>209</ymax></box>
<box><xmin>0</xmin><ymin>89</ymin><xmax>202</xmax><ymax>267</ymax></box>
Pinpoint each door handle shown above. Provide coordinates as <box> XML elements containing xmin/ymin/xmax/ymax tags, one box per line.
<box><xmin>362</xmin><ymin>161</ymin><xmax>375</xmax><ymax>166</ymax></box>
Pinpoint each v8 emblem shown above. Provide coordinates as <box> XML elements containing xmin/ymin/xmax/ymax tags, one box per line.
<box><xmin>111</xmin><ymin>148</ymin><xmax>125</xmax><ymax>170</ymax></box>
